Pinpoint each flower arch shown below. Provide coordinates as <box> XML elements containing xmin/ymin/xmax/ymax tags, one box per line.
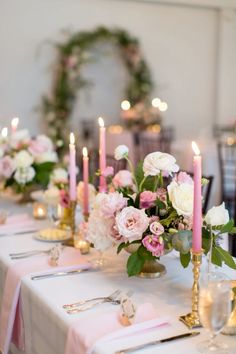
<box><xmin>41</xmin><ymin>26</ymin><xmax>153</xmax><ymax>151</ymax></box>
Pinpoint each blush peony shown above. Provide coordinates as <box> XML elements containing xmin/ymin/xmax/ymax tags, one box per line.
<box><xmin>143</xmin><ymin>152</ymin><xmax>179</xmax><ymax>177</ymax></box>
<box><xmin>112</xmin><ymin>170</ymin><xmax>133</xmax><ymax>189</ymax></box>
<box><xmin>139</xmin><ymin>191</ymin><xmax>157</xmax><ymax>209</ymax></box>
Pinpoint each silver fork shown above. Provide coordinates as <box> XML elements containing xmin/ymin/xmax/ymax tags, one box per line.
<box><xmin>66</xmin><ymin>290</ymin><xmax>133</xmax><ymax>314</ymax></box>
<box><xmin>63</xmin><ymin>289</ymin><xmax>121</xmax><ymax>310</ymax></box>
<box><xmin>9</xmin><ymin>249</ymin><xmax>52</xmax><ymax>259</ymax></box>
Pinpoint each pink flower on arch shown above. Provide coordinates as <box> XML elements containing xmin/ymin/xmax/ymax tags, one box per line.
<box><xmin>142</xmin><ymin>235</ymin><xmax>164</xmax><ymax>257</ymax></box>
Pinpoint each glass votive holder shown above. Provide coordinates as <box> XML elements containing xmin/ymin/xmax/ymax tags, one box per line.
<box><xmin>74</xmin><ymin>238</ymin><xmax>90</xmax><ymax>254</ymax></box>
<box><xmin>33</xmin><ymin>203</ymin><xmax>47</xmax><ymax>220</ymax></box>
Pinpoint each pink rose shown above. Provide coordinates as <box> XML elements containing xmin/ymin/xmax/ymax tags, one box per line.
<box><xmin>0</xmin><ymin>156</ymin><xmax>16</xmax><ymax>178</ymax></box>
<box><xmin>100</xmin><ymin>192</ymin><xmax>127</xmax><ymax>218</ymax></box>
<box><xmin>29</xmin><ymin>135</ymin><xmax>54</xmax><ymax>156</ymax></box>
<box><xmin>156</xmin><ymin>188</ymin><xmax>167</xmax><ymax>203</ymax></box>
<box><xmin>150</xmin><ymin>221</ymin><xmax>164</xmax><ymax>236</ymax></box>
<box><xmin>140</xmin><ymin>191</ymin><xmax>157</xmax><ymax>209</ymax></box>
<box><xmin>115</xmin><ymin>206</ymin><xmax>149</xmax><ymax>241</ymax></box>
<box><xmin>142</xmin><ymin>235</ymin><xmax>164</xmax><ymax>257</ymax></box>
<box><xmin>59</xmin><ymin>190</ymin><xmax>70</xmax><ymax>208</ymax></box>
<box><xmin>102</xmin><ymin>166</ymin><xmax>114</xmax><ymax>178</ymax></box>
<box><xmin>112</xmin><ymin>170</ymin><xmax>133</xmax><ymax>189</ymax></box>
<box><xmin>175</xmin><ymin>172</ymin><xmax>193</xmax><ymax>185</ymax></box>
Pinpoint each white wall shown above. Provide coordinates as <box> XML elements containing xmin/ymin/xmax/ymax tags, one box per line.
<box><xmin>0</xmin><ymin>0</ymin><xmax>235</xmax><ymax>140</ymax></box>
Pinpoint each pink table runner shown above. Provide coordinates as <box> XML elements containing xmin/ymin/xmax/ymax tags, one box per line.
<box><xmin>0</xmin><ymin>247</ymin><xmax>91</xmax><ymax>354</ymax></box>
<box><xmin>65</xmin><ymin>302</ymin><xmax>169</xmax><ymax>354</ymax></box>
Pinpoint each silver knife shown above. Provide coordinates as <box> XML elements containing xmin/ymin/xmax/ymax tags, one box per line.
<box><xmin>115</xmin><ymin>331</ymin><xmax>200</xmax><ymax>353</ymax></box>
<box><xmin>31</xmin><ymin>268</ymin><xmax>92</xmax><ymax>280</ymax></box>
<box><xmin>0</xmin><ymin>229</ymin><xmax>38</xmax><ymax>237</ymax></box>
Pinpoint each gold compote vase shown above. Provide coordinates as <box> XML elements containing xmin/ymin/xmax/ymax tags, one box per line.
<box><xmin>125</xmin><ymin>243</ymin><xmax>167</xmax><ymax>278</ymax></box>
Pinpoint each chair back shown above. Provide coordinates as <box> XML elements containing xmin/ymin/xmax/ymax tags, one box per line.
<box><xmin>139</xmin><ymin>127</ymin><xmax>174</xmax><ymax>160</ymax></box>
<box><xmin>217</xmin><ymin>142</ymin><xmax>236</xmax><ymax>218</ymax></box>
<box><xmin>106</xmin><ymin>154</ymin><xmax>127</xmax><ymax>175</ymax></box>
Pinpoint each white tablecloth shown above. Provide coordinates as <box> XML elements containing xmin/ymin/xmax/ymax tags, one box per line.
<box><xmin>0</xmin><ymin>201</ymin><xmax>235</xmax><ymax>354</ymax></box>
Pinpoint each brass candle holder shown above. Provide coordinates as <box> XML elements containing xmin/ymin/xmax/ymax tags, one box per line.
<box><xmin>179</xmin><ymin>250</ymin><xmax>202</xmax><ymax>329</ymax></box>
<box><xmin>60</xmin><ymin>200</ymin><xmax>77</xmax><ymax>247</ymax></box>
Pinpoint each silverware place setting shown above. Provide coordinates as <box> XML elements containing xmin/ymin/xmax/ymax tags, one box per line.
<box><xmin>64</xmin><ymin>289</ymin><xmax>133</xmax><ymax>314</ymax></box>
<box><xmin>115</xmin><ymin>331</ymin><xmax>200</xmax><ymax>354</ymax></box>
<box><xmin>31</xmin><ymin>267</ymin><xmax>94</xmax><ymax>281</ymax></box>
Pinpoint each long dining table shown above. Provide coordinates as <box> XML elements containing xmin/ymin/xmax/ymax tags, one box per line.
<box><xmin>0</xmin><ymin>199</ymin><xmax>235</xmax><ymax>354</ymax></box>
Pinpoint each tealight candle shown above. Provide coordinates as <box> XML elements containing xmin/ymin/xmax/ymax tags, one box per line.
<box><xmin>33</xmin><ymin>203</ymin><xmax>47</xmax><ymax>220</ymax></box>
<box><xmin>74</xmin><ymin>239</ymin><xmax>90</xmax><ymax>254</ymax></box>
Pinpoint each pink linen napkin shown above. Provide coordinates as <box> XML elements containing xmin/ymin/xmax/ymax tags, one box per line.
<box><xmin>0</xmin><ymin>247</ymin><xmax>91</xmax><ymax>354</ymax></box>
<box><xmin>0</xmin><ymin>213</ymin><xmax>35</xmax><ymax>234</ymax></box>
<box><xmin>65</xmin><ymin>302</ymin><xmax>170</xmax><ymax>354</ymax></box>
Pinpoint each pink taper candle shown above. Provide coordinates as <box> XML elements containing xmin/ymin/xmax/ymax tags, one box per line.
<box><xmin>98</xmin><ymin>117</ymin><xmax>107</xmax><ymax>192</ymax></box>
<box><xmin>82</xmin><ymin>147</ymin><xmax>89</xmax><ymax>216</ymax></box>
<box><xmin>11</xmin><ymin>117</ymin><xmax>19</xmax><ymax>133</ymax></box>
<box><xmin>69</xmin><ymin>132</ymin><xmax>77</xmax><ymax>201</ymax></box>
<box><xmin>192</xmin><ymin>141</ymin><xmax>202</xmax><ymax>253</ymax></box>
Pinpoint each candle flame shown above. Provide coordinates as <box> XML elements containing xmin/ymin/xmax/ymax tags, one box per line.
<box><xmin>98</xmin><ymin>117</ymin><xmax>104</xmax><ymax>127</ymax></box>
<box><xmin>11</xmin><ymin>117</ymin><xmax>19</xmax><ymax>128</ymax></box>
<box><xmin>192</xmin><ymin>141</ymin><xmax>200</xmax><ymax>155</ymax></box>
<box><xmin>70</xmin><ymin>132</ymin><xmax>75</xmax><ymax>145</ymax></box>
<box><xmin>82</xmin><ymin>147</ymin><xmax>88</xmax><ymax>157</ymax></box>
<box><xmin>1</xmin><ymin>127</ymin><xmax>8</xmax><ymax>138</ymax></box>
<box><xmin>121</xmin><ymin>100</ymin><xmax>131</xmax><ymax>111</ymax></box>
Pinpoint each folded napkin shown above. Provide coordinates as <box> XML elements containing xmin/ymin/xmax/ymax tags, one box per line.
<box><xmin>0</xmin><ymin>213</ymin><xmax>35</xmax><ymax>235</ymax></box>
<box><xmin>0</xmin><ymin>247</ymin><xmax>91</xmax><ymax>354</ymax></box>
<box><xmin>65</xmin><ymin>302</ymin><xmax>169</xmax><ymax>354</ymax></box>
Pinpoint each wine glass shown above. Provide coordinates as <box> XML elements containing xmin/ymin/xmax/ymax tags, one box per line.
<box><xmin>198</xmin><ymin>273</ymin><xmax>231</xmax><ymax>354</ymax></box>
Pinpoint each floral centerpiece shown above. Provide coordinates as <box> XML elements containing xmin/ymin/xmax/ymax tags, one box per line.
<box><xmin>87</xmin><ymin>145</ymin><xmax>236</xmax><ymax>276</ymax></box>
<box><xmin>0</xmin><ymin>129</ymin><xmax>58</xmax><ymax>197</ymax></box>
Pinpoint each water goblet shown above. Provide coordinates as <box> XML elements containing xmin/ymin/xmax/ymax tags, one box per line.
<box><xmin>198</xmin><ymin>272</ymin><xmax>231</xmax><ymax>354</ymax></box>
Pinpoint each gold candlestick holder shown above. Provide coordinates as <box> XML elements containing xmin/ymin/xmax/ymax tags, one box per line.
<box><xmin>179</xmin><ymin>250</ymin><xmax>202</xmax><ymax>329</ymax></box>
<box><xmin>60</xmin><ymin>200</ymin><xmax>77</xmax><ymax>247</ymax></box>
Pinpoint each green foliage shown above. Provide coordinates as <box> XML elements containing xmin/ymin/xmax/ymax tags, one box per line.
<box><xmin>172</xmin><ymin>230</ymin><xmax>192</xmax><ymax>254</ymax></box>
<box><xmin>218</xmin><ymin>219</ymin><xmax>234</xmax><ymax>234</ymax></box>
<box><xmin>127</xmin><ymin>251</ymin><xmax>145</xmax><ymax>277</ymax></box>
<box><xmin>180</xmin><ymin>252</ymin><xmax>191</xmax><ymax>268</ymax></box>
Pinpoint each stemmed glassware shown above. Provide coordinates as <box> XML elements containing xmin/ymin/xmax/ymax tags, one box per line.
<box><xmin>198</xmin><ymin>272</ymin><xmax>231</xmax><ymax>354</ymax></box>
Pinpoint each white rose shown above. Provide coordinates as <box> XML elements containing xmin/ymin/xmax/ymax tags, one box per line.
<box><xmin>143</xmin><ymin>152</ymin><xmax>179</xmax><ymax>177</ymax></box>
<box><xmin>87</xmin><ymin>208</ymin><xmax>113</xmax><ymax>251</ymax></box>
<box><xmin>50</xmin><ymin>168</ymin><xmax>68</xmax><ymax>184</ymax></box>
<box><xmin>168</xmin><ymin>180</ymin><xmax>194</xmax><ymax>217</ymax></box>
<box><xmin>114</xmin><ymin>145</ymin><xmax>129</xmax><ymax>160</ymax></box>
<box><xmin>204</xmin><ymin>202</ymin><xmax>229</xmax><ymax>226</ymax></box>
<box><xmin>10</xmin><ymin>129</ymin><xmax>30</xmax><ymax>148</ymax></box>
<box><xmin>14</xmin><ymin>150</ymin><xmax>34</xmax><ymax>168</ymax></box>
<box><xmin>35</xmin><ymin>151</ymin><xmax>58</xmax><ymax>164</ymax></box>
<box><xmin>14</xmin><ymin>167</ymin><xmax>35</xmax><ymax>185</ymax></box>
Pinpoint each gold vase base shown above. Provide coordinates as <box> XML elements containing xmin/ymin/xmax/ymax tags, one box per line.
<box><xmin>179</xmin><ymin>312</ymin><xmax>201</xmax><ymax>329</ymax></box>
<box><xmin>137</xmin><ymin>261</ymin><xmax>166</xmax><ymax>279</ymax></box>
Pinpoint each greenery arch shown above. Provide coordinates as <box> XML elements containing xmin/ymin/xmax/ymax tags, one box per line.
<box><xmin>41</xmin><ymin>26</ymin><xmax>153</xmax><ymax>150</ymax></box>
